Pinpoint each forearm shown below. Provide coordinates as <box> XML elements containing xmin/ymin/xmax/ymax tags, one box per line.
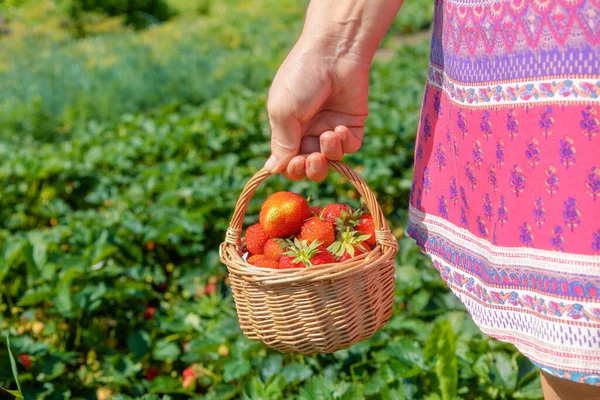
<box><xmin>299</xmin><ymin>0</ymin><xmax>404</xmax><ymax>63</ymax></box>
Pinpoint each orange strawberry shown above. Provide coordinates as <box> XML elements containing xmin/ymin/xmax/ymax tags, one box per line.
<box><xmin>259</xmin><ymin>192</ymin><xmax>311</xmax><ymax>238</ymax></box>
<box><xmin>263</xmin><ymin>238</ymin><xmax>286</xmax><ymax>261</ymax></box>
<box><xmin>356</xmin><ymin>214</ymin><xmax>376</xmax><ymax>246</ymax></box>
<box><xmin>328</xmin><ymin>228</ymin><xmax>372</xmax><ymax>262</ymax></box>
<box><xmin>247</xmin><ymin>254</ymin><xmax>267</xmax><ymax>265</ymax></box>
<box><xmin>322</xmin><ymin>204</ymin><xmax>352</xmax><ymax>225</ymax></box>
<box><xmin>245</xmin><ymin>224</ymin><xmax>269</xmax><ymax>254</ymax></box>
<box><xmin>247</xmin><ymin>254</ymin><xmax>278</xmax><ymax>269</ymax></box>
<box><xmin>298</xmin><ymin>218</ymin><xmax>335</xmax><ymax>247</ymax></box>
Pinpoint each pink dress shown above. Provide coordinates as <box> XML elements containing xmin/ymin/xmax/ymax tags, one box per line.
<box><xmin>408</xmin><ymin>0</ymin><xmax>600</xmax><ymax>385</ymax></box>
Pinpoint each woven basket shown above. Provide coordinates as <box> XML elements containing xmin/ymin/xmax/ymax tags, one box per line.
<box><xmin>219</xmin><ymin>160</ymin><xmax>399</xmax><ymax>354</ymax></box>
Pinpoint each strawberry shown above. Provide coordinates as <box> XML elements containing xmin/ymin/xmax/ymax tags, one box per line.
<box><xmin>263</xmin><ymin>238</ymin><xmax>286</xmax><ymax>261</ymax></box>
<box><xmin>247</xmin><ymin>254</ymin><xmax>267</xmax><ymax>265</ymax></box>
<box><xmin>143</xmin><ymin>306</ymin><xmax>156</xmax><ymax>320</ymax></box>
<box><xmin>328</xmin><ymin>228</ymin><xmax>372</xmax><ymax>262</ymax></box>
<box><xmin>259</xmin><ymin>191</ymin><xmax>311</xmax><ymax>238</ymax></box>
<box><xmin>278</xmin><ymin>255</ymin><xmax>302</xmax><ymax>269</ymax></box>
<box><xmin>298</xmin><ymin>218</ymin><xmax>335</xmax><ymax>247</ymax></box>
<box><xmin>310</xmin><ymin>205</ymin><xmax>324</xmax><ymax>217</ymax></box>
<box><xmin>247</xmin><ymin>254</ymin><xmax>278</xmax><ymax>268</ymax></box>
<box><xmin>322</xmin><ymin>204</ymin><xmax>353</xmax><ymax>225</ymax></box>
<box><xmin>182</xmin><ymin>366</ymin><xmax>196</xmax><ymax>388</ymax></box>
<box><xmin>338</xmin><ymin>246</ymin><xmax>367</xmax><ymax>262</ymax></box>
<box><xmin>245</xmin><ymin>223</ymin><xmax>269</xmax><ymax>254</ymax></box>
<box><xmin>310</xmin><ymin>248</ymin><xmax>336</xmax><ymax>265</ymax></box>
<box><xmin>146</xmin><ymin>367</ymin><xmax>160</xmax><ymax>381</ymax></box>
<box><xmin>19</xmin><ymin>354</ymin><xmax>32</xmax><ymax>370</ymax></box>
<box><xmin>282</xmin><ymin>238</ymin><xmax>336</xmax><ymax>267</ymax></box>
<box><xmin>355</xmin><ymin>214</ymin><xmax>376</xmax><ymax>246</ymax></box>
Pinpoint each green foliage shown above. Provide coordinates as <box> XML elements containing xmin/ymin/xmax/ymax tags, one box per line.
<box><xmin>0</xmin><ymin>0</ymin><xmax>543</xmax><ymax>398</ymax></box>
<box><xmin>63</xmin><ymin>0</ymin><xmax>174</xmax><ymax>30</ymax></box>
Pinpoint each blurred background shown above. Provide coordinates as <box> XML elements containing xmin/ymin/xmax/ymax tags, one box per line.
<box><xmin>0</xmin><ymin>1</ymin><xmax>543</xmax><ymax>398</ymax></box>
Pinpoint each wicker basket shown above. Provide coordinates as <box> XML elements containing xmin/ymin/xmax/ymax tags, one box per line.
<box><xmin>219</xmin><ymin>160</ymin><xmax>399</xmax><ymax>354</ymax></box>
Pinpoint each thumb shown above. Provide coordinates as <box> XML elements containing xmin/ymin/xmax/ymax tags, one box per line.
<box><xmin>265</xmin><ymin>111</ymin><xmax>302</xmax><ymax>174</ymax></box>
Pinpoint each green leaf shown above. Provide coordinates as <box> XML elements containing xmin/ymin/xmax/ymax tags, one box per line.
<box><xmin>513</xmin><ymin>375</ymin><xmax>543</xmax><ymax>399</ymax></box>
<box><xmin>128</xmin><ymin>331</ymin><xmax>150</xmax><ymax>360</ymax></box>
<box><xmin>489</xmin><ymin>352</ymin><xmax>518</xmax><ymax>392</ymax></box>
<box><xmin>260</xmin><ymin>354</ymin><xmax>283</xmax><ymax>382</ymax></box>
<box><xmin>5</xmin><ymin>334</ymin><xmax>23</xmax><ymax>395</ymax></box>
<box><xmin>17</xmin><ymin>287</ymin><xmax>52</xmax><ymax>306</ymax></box>
<box><xmin>281</xmin><ymin>363</ymin><xmax>313</xmax><ymax>385</ymax></box>
<box><xmin>223</xmin><ymin>359</ymin><xmax>251</xmax><ymax>382</ymax></box>
<box><xmin>153</xmin><ymin>339</ymin><xmax>181</xmax><ymax>361</ymax></box>
<box><xmin>0</xmin><ymin>387</ymin><xmax>25</xmax><ymax>399</ymax></box>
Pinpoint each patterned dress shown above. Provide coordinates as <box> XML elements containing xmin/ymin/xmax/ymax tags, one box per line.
<box><xmin>407</xmin><ymin>0</ymin><xmax>600</xmax><ymax>386</ymax></box>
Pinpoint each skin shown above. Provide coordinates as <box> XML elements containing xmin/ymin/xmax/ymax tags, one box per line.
<box><xmin>265</xmin><ymin>0</ymin><xmax>404</xmax><ymax>181</ymax></box>
<box><xmin>266</xmin><ymin>1</ymin><xmax>600</xmax><ymax>398</ymax></box>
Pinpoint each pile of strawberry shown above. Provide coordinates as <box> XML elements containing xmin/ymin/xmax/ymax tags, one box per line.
<box><xmin>243</xmin><ymin>191</ymin><xmax>376</xmax><ymax>269</ymax></box>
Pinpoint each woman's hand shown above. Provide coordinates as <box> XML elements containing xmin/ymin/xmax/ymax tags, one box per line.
<box><xmin>264</xmin><ymin>0</ymin><xmax>404</xmax><ymax>182</ymax></box>
<box><xmin>265</xmin><ymin>39</ymin><xmax>370</xmax><ymax>181</ymax></box>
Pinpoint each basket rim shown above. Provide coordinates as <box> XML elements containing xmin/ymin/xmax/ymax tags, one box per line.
<box><xmin>220</xmin><ymin>240</ymin><xmax>397</xmax><ymax>285</ymax></box>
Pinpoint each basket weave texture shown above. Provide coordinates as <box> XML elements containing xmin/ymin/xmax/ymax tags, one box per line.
<box><xmin>219</xmin><ymin>161</ymin><xmax>399</xmax><ymax>354</ymax></box>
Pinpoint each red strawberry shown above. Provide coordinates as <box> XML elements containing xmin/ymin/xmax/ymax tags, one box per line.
<box><xmin>204</xmin><ymin>282</ymin><xmax>217</xmax><ymax>295</ymax></box>
<box><xmin>356</xmin><ymin>214</ymin><xmax>376</xmax><ymax>246</ymax></box>
<box><xmin>298</xmin><ymin>218</ymin><xmax>335</xmax><ymax>247</ymax></box>
<box><xmin>282</xmin><ymin>238</ymin><xmax>336</xmax><ymax>267</ymax></box>
<box><xmin>143</xmin><ymin>307</ymin><xmax>156</xmax><ymax>320</ymax></box>
<box><xmin>260</xmin><ymin>192</ymin><xmax>311</xmax><ymax>238</ymax></box>
<box><xmin>328</xmin><ymin>228</ymin><xmax>372</xmax><ymax>262</ymax></box>
<box><xmin>245</xmin><ymin>224</ymin><xmax>269</xmax><ymax>255</ymax></box>
<box><xmin>182</xmin><ymin>366</ymin><xmax>196</xmax><ymax>388</ymax></box>
<box><xmin>322</xmin><ymin>204</ymin><xmax>352</xmax><ymax>225</ymax></box>
<box><xmin>310</xmin><ymin>249</ymin><xmax>336</xmax><ymax>265</ymax></box>
<box><xmin>19</xmin><ymin>354</ymin><xmax>32</xmax><ymax>370</ymax></box>
<box><xmin>338</xmin><ymin>246</ymin><xmax>368</xmax><ymax>262</ymax></box>
<box><xmin>310</xmin><ymin>205</ymin><xmax>324</xmax><ymax>217</ymax></box>
<box><xmin>146</xmin><ymin>367</ymin><xmax>160</xmax><ymax>381</ymax></box>
<box><xmin>278</xmin><ymin>255</ymin><xmax>303</xmax><ymax>269</ymax></box>
<box><xmin>263</xmin><ymin>238</ymin><xmax>286</xmax><ymax>261</ymax></box>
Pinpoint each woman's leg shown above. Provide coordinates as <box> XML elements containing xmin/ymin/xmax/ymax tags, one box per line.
<box><xmin>541</xmin><ymin>371</ymin><xmax>600</xmax><ymax>400</ymax></box>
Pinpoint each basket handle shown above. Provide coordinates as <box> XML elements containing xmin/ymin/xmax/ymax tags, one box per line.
<box><xmin>223</xmin><ymin>160</ymin><xmax>397</xmax><ymax>251</ymax></box>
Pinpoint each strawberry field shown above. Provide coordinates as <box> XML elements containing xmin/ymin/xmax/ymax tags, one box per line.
<box><xmin>0</xmin><ymin>1</ymin><xmax>544</xmax><ymax>399</ymax></box>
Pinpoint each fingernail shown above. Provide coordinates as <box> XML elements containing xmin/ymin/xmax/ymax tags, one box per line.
<box><xmin>308</xmin><ymin>157</ymin><xmax>324</xmax><ymax>170</ymax></box>
<box><xmin>264</xmin><ymin>155</ymin><xmax>277</xmax><ymax>171</ymax></box>
<box><xmin>323</xmin><ymin>139</ymin><xmax>335</xmax><ymax>151</ymax></box>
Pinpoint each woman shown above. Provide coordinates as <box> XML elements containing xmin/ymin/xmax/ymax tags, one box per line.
<box><xmin>264</xmin><ymin>0</ymin><xmax>600</xmax><ymax>398</ymax></box>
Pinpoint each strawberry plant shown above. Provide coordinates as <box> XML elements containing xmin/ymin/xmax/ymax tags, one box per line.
<box><xmin>0</xmin><ymin>0</ymin><xmax>543</xmax><ymax>398</ymax></box>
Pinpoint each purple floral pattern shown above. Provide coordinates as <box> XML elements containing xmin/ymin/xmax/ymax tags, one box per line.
<box><xmin>586</xmin><ymin>167</ymin><xmax>600</xmax><ymax>201</ymax></box>
<box><xmin>449</xmin><ymin>177</ymin><xmax>459</xmax><ymax>206</ymax></box>
<box><xmin>550</xmin><ymin>225</ymin><xmax>565</xmax><ymax>251</ymax></box>
<box><xmin>525</xmin><ymin>138</ymin><xmax>541</xmax><ymax>168</ymax></box>
<box><xmin>533</xmin><ymin>197</ymin><xmax>547</xmax><ymax>229</ymax></box>
<box><xmin>480</xmin><ymin>110</ymin><xmax>492</xmax><ymax>141</ymax></box>
<box><xmin>507</xmin><ymin>109</ymin><xmax>519</xmax><ymax>141</ymax></box>
<box><xmin>545</xmin><ymin>166</ymin><xmax>560</xmax><ymax>197</ymax></box>
<box><xmin>497</xmin><ymin>195</ymin><xmax>508</xmax><ymax>226</ymax></box>
<box><xmin>581</xmin><ymin>106</ymin><xmax>599</xmax><ymax>141</ymax></box>
<box><xmin>483</xmin><ymin>193</ymin><xmax>494</xmax><ymax>221</ymax></box>
<box><xmin>563</xmin><ymin>197</ymin><xmax>582</xmax><ymax>232</ymax></box>
<box><xmin>434</xmin><ymin>143</ymin><xmax>447</xmax><ymax>172</ymax></box>
<box><xmin>539</xmin><ymin>106</ymin><xmax>555</xmax><ymax>139</ymax></box>
<box><xmin>496</xmin><ymin>139</ymin><xmax>505</xmax><ymax>168</ymax></box>
<box><xmin>559</xmin><ymin>136</ymin><xmax>577</xmax><ymax>169</ymax></box>
<box><xmin>509</xmin><ymin>165</ymin><xmax>526</xmax><ymax>197</ymax></box>
<box><xmin>472</xmin><ymin>139</ymin><xmax>484</xmax><ymax>168</ymax></box>
<box><xmin>520</xmin><ymin>222</ymin><xmax>534</xmax><ymax>247</ymax></box>
<box><xmin>488</xmin><ymin>165</ymin><xmax>498</xmax><ymax>192</ymax></box>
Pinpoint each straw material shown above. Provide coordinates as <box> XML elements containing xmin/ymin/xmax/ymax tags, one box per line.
<box><xmin>219</xmin><ymin>161</ymin><xmax>399</xmax><ymax>354</ymax></box>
